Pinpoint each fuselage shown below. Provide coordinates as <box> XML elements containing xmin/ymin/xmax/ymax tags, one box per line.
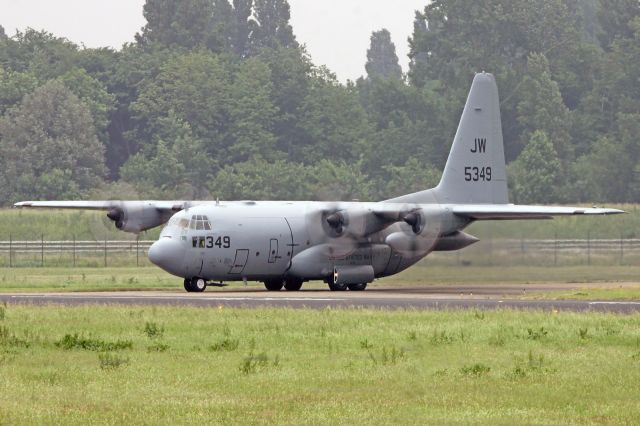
<box><xmin>148</xmin><ymin>200</ymin><xmax>468</xmax><ymax>283</ymax></box>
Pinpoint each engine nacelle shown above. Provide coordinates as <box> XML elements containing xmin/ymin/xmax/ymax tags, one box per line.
<box><xmin>107</xmin><ymin>202</ymin><xmax>174</xmax><ymax>234</ymax></box>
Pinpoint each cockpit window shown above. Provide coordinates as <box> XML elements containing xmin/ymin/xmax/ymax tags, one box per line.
<box><xmin>190</xmin><ymin>215</ymin><xmax>212</xmax><ymax>231</ymax></box>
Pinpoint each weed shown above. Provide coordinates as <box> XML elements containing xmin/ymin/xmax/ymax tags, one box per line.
<box><xmin>407</xmin><ymin>331</ymin><xmax>418</xmax><ymax>341</ymax></box>
<box><xmin>460</xmin><ymin>363</ymin><xmax>491</xmax><ymax>377</ymax></box>
<box><xmin>55</xmin><ymin>334</ymin><xmax>132</xmax><ymax>352</ymax></box>
<box><xmin>433</xmin><ymin>368</ymin><xmax>448</xmax><ymax>377</ymax></box>
<box><xmin>143</xmin><ymin>322</ymin><xmax>164</xmax><ymax>339</ymax></box>
<box><xmin>368</xmin><ymin>345</ymin><xmax>406</xmax><ymax>366</ymax></box>
<box><xmin>526</xmin><ymin>327</ymin><xmax>548</xmax><ymax>340</ymax></box>
<box><xmin>632</xmin><ymin>352</ymin><xmax>640</xmax><ymax>361</ymax></box>
<box><xmin>209</xmin><ymin>337</ymin><xmax>240</xmax><ymax>352</ymax></box>
<box><xmin>511</xmin><ymin>365</ymin><xmax>527</xmax><ymax>379</ymax></box>
<box><xmin>430</xmin><ymin>330</ymin><xmax>454</xmax><ymax>345</ymax></box>
<box><xmin>579</xmin><ymin>328</ymin><xmax>589</xmax><ymax>339</ymax></box>
<box><xmin>147</xmin><ymin>343</ymin><xmax>169</xmax><ymax>352</ymax></box>
<box><xmin>360</xmin><ymin>338</ymin><xmax>373</xmax><ymax>349</ymax></box>
<box><xmin>0</xmin><ymin>305</ymin><xmax>5</xmax><ymax>321</ymax></box>
<box><xmin>0</xmin><ymin>326</ymin><xmax>30</xmax><ymax>348</ymax></box>
<box><xmin>527</xmin><ymin>350</ymin><xmax>545</xmax><ymax>370</ymax></box>
<box><xmin>127</xmin><ymin>277</ymin><xmax>139</xmax><ymax>285</ymax></box>
<box><xmin>99</xmin><ymin>352</ymin><xmax>129</xmax><ymax>370</ymax></box>
<box><xmin>239</xmin><ymin>351</ymin><xmax>269</xmax><ymax>375</ymax></box>
<box><xmin>474</xmin><ymin>310</ymin><xmax>485</xmax><ymax>320</ymax></box>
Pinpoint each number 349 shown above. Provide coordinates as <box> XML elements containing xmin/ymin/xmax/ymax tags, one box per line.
<box><xmin>464</xmin><ymin>166</ymin><xmax>492</xmax><ymax>182</ymax></box>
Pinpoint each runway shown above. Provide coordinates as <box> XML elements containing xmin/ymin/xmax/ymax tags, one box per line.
<box><xmin>1</xmin><ymin>284</ymin><xmax>640</xmax><ymax>313</ymax></box>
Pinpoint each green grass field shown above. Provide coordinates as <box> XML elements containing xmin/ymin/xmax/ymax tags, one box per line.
<box><xmin>0</xmin><ymin>264</ymin><xmax>639</xmax><ymax>293</ymax></box>
<box><xmin>1</xmin><ymin>305</ymin><xmax>639</xmax><ymax>424</ymax></box>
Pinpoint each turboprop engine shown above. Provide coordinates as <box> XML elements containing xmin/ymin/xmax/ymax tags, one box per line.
<box><xmin>106</xmin><ymin>202</ymin><xmax>175</xmax><ymax>234</ymax></box>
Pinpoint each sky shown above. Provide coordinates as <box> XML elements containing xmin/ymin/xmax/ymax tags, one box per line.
<box><xmin>0</xmin><ymin>0</ymin><xmax>427</xmax><ymax>82</ymax></box>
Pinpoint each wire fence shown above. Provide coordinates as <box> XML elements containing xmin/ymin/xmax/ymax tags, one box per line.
<box><xmin>0</xmin><ymin>236</ymin><xmax>639</xmax><ymax>268</ymax></box>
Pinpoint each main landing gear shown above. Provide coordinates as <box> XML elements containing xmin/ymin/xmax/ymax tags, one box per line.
<box><xmin>184</xmin><ymin>277</ymin><xmax>207</xmax><ymax>293</ymax></box>
<box><xmin>327</xmin><ymin>282</ymin><xmax>368</xmax><ymax>291</ymax></box>
<box><xmin>263</xmin><ymin>277</ymin><xmax>304</xmax><ymax>292</ymax></box>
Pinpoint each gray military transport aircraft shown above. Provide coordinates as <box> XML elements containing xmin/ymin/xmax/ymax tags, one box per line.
<box><xmin>15</xmin><ymin>73</ymin><xmax>623</xmax><ymax>292</ymax></box>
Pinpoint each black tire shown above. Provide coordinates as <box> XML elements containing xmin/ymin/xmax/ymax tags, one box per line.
<box><xmin>264</xmin><ymin>279</ymin><xmax>284</xmax><ymax>291</ymax></box>
<box><xmin>192</xmin><ymin>277</ymin><xmax>207</xmax><ymax>293</ymax></box>
<box><xmin>184</xmin><ymin>278</ymin><xmax>194</xmax><ymax>292</ymax></box>
<box><xmin>284</xmin><ymin>278</ymin><xmax>303</xmax><ymax>291</ymax></box>
<box><xmin>328</xmin><ymin>282</ymin><xmax>348</xmax><ymax>291</ymax></box>
<box><xmin>348</xmin><ymin>283</ymin><xmax>368</xmax><ymax>291</ymax></box>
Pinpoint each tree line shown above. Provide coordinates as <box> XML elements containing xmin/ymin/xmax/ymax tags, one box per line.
<box><xmin>0</xmin><ymin>0</ymin><xmax>638</xmax><ymax>205</ymax></box>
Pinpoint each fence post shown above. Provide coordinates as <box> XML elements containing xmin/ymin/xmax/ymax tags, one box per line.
<box><xmin>554</xmin><ymin>232</ymin><xmax>558</xmax><ymax>266</ymax></box>
<box><xmin>9</xmin><ymin>234</ymin><xmax>12</xmax><ymax>268</ymax></box>
<box><xmin>136</xmin><ymin>237</ymin><xmax>140</xmax><ymax>267</ymax></box>
<box><xmin>41</xmin><ymin>234</ymin><xmax>44</xmax><ymax>267</ymax></box>
<box><xmin>620</xmin><ymin>231</ymin><xmax>624</xmax><ymax>264</ymax></box>
<box><xmin>104</xmin><ymin>236</ymin><xmax>108</xmax><ymax>267</ymax></box>
<box><xmin>73</xmin><ymin>234</ymin><xmax>76</xmax><ymax>268</ymax></box>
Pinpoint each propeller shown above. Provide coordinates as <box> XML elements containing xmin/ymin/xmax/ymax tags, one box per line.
<box><xmin>107</xmin><ymin>206</ymin><xmax>125</xmax><ymax>230</ymax></box>
<box><xmin>305</xmin><ymin>203</ymin><xmax>367</xmax><ymax>259</ymax></box>
<box><xmin>385</xmin><ymin>207</ymin><xmax>442</xmax><ymax>258</ymax></box>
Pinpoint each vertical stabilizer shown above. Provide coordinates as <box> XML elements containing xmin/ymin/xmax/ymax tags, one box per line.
<box><xmin>387</xmin><ymin>73</ymin><xmax>509</xmax><ymax>205</ymax></box>
<box><xmin>435</xmin><ymin>73</ymin><xmax>509</xmax><ymax>204</ymax></box>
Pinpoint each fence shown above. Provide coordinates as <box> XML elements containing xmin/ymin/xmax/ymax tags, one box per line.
<box><xmin>0</xmin><ymin>236</ymin><xmax>639</xmax><ymax>268</ymax></box>
<box><xmin>0</xmin><ymin>238</ymin><xmax>154</xmax><ymax>268</ymax></box>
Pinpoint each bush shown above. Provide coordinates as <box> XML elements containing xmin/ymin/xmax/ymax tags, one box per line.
<box><xmin>55</xmin><ymin>333</ymin><xmax>132</xmax><ymax>351</ymax></box>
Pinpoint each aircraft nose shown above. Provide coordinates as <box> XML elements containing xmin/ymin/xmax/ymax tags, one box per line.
<box><xmin>148</xmin><ymin>238</ymin><xmax>184</xmax><ymax>276</ymax></box>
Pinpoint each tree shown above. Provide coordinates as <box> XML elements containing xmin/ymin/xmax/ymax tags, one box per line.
<box><xmin>57</xmin><ymin>68</ymin><xmax>116</xmax><ymax>146</ymax></box>
<box><xmin>0</xmin><ymin>66</ymin><xmax>38</xmax><ymax>115</ymax></box>
<box><xmin>210</xmin><ymin>158</ymin><xmax>311</xmax><ymax>200</ymax></box>
<box><xmin>365</xmin><ymin>29</ymin><xmax>403</xmax><ymax>81</ymax></box>
<box><xmin>295</xmin><ymin>75</ymin><xmax>372</xmax><ymax>164</ymax></box>
<box><xmin>226</xmin><ymin>58</ymin><xmax>278</xmax><ymax>162</ymax></box>
<box><xmin>0</xmin><ymin>25</ymin><xmax>6</xmax><ymax>40</ymax></box>
<box><xmin>249</xmin><ymin>0</ymin><xmax>298</xmax><ymax>52</ymax></box>
<box><xmin>137</xmin><ymin>0</ymin><xmax>221</xmax><ymax>51</ymax></box>
<box><xmin>510</xmin><ymin>131</ymin><xmax>561</xmax><ymax>204</ymax></box>
<box><xmin>516</xmin><ymin>53</ymin><xmax>573</xmax><ymax>162</ymax></box>
<box><xmin>131</xmin><ymin>50</ymin><xmax>231</xmax><ymax>157</ymax></box>
<box><xmin>0</xmin><ymin>81</ymin><xmax>106</xmax><ymax>204</ymax></box>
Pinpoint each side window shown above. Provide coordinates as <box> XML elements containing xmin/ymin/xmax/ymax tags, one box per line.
<box><xmin>192</xmin><ymin>237</ymin><xmax>198</xmax><ymax>248</ymax></box>
<box><xmin>198</xmin><ymin>237</ymin><xmax>206</xmax><ymax>248</ymax></box>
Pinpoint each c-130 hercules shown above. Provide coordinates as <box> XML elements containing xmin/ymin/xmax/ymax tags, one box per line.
<box><xmin>16</xmin><ymin>73</ymin><xmax>623</xmax><ymax>292</ymax></box>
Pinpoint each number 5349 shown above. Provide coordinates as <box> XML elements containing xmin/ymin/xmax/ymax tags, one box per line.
<box><xmin>464</xmin><ymin>166</ymin><xmax>492</xmax><ymax>182</ymax></box>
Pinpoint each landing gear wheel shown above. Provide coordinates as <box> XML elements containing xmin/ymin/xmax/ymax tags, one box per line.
<box><xmin>185</xmin><ymin>277</ymin><xmax>207</xmax><ymax>293</ymax></box>
<box><xmin>328</xmin><ymin>282</ymin><xmax>348</xmax><ymax>291</ymax></box>
<box><xmin>193</xmin><ymin>277</ymin><xmax>207</xmax><ymax>293</ymax></box>
<box><xmin>348</xmin><ymin>283</ymin><xmax>368</xmax><ymax>291</ymax></box>
<box><xmin>264</xmin><ymin>279</ymin><xmax>284</xmax><ymax>291</ymax></box>
<box><xmin>284</xmin><ymin>278</ymin><xmax>303</xmax><ymax>292</ymax></box>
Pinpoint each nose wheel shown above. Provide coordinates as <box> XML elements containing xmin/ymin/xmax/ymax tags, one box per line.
<box><xmin>184</xmin><ymin>277</ymin><xmax>207</xmax><ymax>293</ymax></box>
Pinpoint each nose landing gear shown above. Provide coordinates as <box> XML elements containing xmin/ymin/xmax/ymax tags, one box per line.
<box><xmin>184</xmin><ymin>277</ymin><xmax>207</xmax><ymax>293</ymax></box>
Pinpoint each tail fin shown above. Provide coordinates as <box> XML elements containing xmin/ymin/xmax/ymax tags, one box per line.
<box><xmin>387</xmin><ymin>73</ymin><xmax>509</xmax><ymax>205</ymax></box>
<box><xmin>435</xmin><ymin>72</ymin><xmax>509</xmax><ymax>204</ymax></box>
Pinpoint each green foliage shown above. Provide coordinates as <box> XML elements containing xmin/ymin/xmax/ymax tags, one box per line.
<box><xmin>55</xmin><ymin>333</ymin><xmax>133</xmax><ymax>351</ymax></box>
<box><xmin>0</xmin><ymin>1</ymin><xmax>639</xmax><ymax>205</ymax></box>
<box><xmin>365</xmin><ymin>29</ymin><xmax>403</xmax><ymax>81</ymax></box>
<box><xmin>510</xmin><ymin>131</ymin><xmax>562</xmax><ymax>203</ymax></box>
<box><xmin>98</xmin><ymin>352</ymin><xmax>130</xmax><ymax>370</ymax></box>
<box><xmin>0</xmin><ymin>80</ymin><xmax>106</xmax><ymax>204</ymax></box>
<box><xmin>143</xmin><ymin>322</ymin><xmax>164</xmax><ymax>339</ymax></box>
<box><xmin>460</xmin><ymin>363</ymin><xmax>491</xmax><ymax>377</ymax></box>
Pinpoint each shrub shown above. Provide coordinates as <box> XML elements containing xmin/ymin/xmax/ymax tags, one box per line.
<box><xmin>99</xmin><ymin>352</ymin><xmax>129</xmax><ymax>370</ymax></box>
<box><xmin>460</xmin><ymin>363</ymin><xmax>491</xmax><ymax>377</ymax></box>
<box><xmin>143</xmin><ymin>322</ymin><xmax>164</xmax><ymax>339</ymax></box>
<box><xmin>55</xmin><ymin>333</ymin><xmax>132</xmax><ymax>351</ymax></box>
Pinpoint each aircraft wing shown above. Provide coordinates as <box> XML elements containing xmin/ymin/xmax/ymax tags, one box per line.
<box><xmin>451</xmin><ymin>205</ymin><xmax>625</xmax><ymax>220</ymax></box>
<box><xmin>13</xmin><ymin>200</ymin><xmax>187</xmax><ymax>211</ymax></box>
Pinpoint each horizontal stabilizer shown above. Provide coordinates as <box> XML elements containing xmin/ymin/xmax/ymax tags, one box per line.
<box><xmin>452</xmin><ymin>205</ymin><xmax>625</xmax><ymax>220</ymax></box>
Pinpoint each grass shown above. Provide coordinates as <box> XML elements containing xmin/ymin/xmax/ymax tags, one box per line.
<box><xmin>0</xmin><ymin>305</ymin><xmax>639</xmax><ymax>424</ymax></box>
<box><xmin>0</xmin><ymin>264</ymin><xmax>638</xmax><ymax>293</ymax></box>
<box><xmin>521</xmin><ymin>285</ymin><xmax>640</xmax><ymax>301</ymax></box>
